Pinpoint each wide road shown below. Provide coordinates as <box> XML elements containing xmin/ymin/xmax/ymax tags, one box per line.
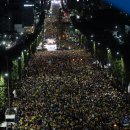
<box><xmin>13</xmin><ymin>1</ymin><xmax>129</xmax><ymax>130</ymax></box>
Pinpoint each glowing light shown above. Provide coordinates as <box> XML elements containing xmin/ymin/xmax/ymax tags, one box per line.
<box><xmin>115</xmin><ymin>25</ymin><xmax>118</xmax><ymax>29</ymax></box>
<box><xmin>6</xmin><ymin>43</ymin><xmax>12</xmax><ymax>49</ymax></box>
<box><xmin>91</xmin><ymin>34</ymin><xmax>94</xmax><ymax>38</ymax></box>
<box><xmin>18</xmin><ymin>57</ymin><xmax>21</xmax><ymax>60</ymax></box>
<box><xmin>52</xmin><ymin>0</ymin><xmax>60</xmax><ymax>4</ymax></box>
<box><xmin>76</xmin><ymin>15</ymin><xmax>80</xmax><ymax>19</ymax></box>
<box><xmin>114</xmin><ymin>124</ymin><xmax>117</xmax><ymax>127</ymax></box>
<box><xmin>107</xmin><ymin>49</ymin><xmax>110</xmax><ymax>53</ymax></box>
<box><xmin>68</xmin><ymin>46</ymin><xmax>71</xmax><ymax>50</ymax></box>
<box><xmin>24</xmin><ymin>4</ymin><xmax>34</xmax><ymax>7</ymax></box>
<box><xmin>97</xmin><ymin>43</ymin><xmax>101</xmax><ymax>45</ymax></box>
<box><xmin>20</xmin><ymin>32</ymin><xmax>23</xmax><ymax>35</ymax></box>
<box><xmin>44</xmin><ymin>44</ymin><xmax>57</xmax><ymax>51</ymax></box>
<box><xmin>107</xmin><ymin>63</ymin><xmax>111</xmax><ymax>67</ymax></box>
<box><xmin>116</xmin><ymin>52</ymin><xmax>120</xmax><ymax>55</ymax></box>
<box><xmin>5</xmin><ymin>73</ymin><xmax>9</xmax><ymax>77</ymax></box>
<box><xmin>46</xmin><ymin>38</ymin><xmax>56</xmax><ymax>44</ymax></box>
<box><xmin>2</xmin><ymin>41</ymin><xmax>6</xmax><ymax>45</ymax></box>
<box><xmin>119</xmin><ymin>35</ymin><xmax>122</xmax><ymax>38</ymax></box>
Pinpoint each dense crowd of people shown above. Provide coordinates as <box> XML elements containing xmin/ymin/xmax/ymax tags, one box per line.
<box><xmin>12</xmin><ymin>49</ymin><xmax>129</xmax><ymax>130</ymax></box>
<box><xmin>9</xmin><ymin>2</ymin><xmax>130</xmax><ymax>130</ymax></box>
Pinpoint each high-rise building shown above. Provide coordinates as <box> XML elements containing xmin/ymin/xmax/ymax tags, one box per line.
<box><xmin>0</xmin><ymin>0</ymin><xmax>46</xmax><ymax>34</ymax></box>
<box><xmin>22</xmin><ymin>2</ymin><xmax>34</xmax><ymax>26</ymax></box>
<box><xmin>0</xmin><ymin>0</ymin><xmax>13</xmax><ymax>33</ymax></box>
<box><xmin>10</xmin><ymin>0</ymin><xmax>35</xmax><ymax>33</ymax></box>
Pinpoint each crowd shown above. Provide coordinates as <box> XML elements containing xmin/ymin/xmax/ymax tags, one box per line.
<box><xmin>12</xmin><ymin>49</ymin><xmax>129</xmax><ymax>130</ymax></box>
<box><xmin>44</xmin><ymin>2</ymin><xmax>60</xmax><ymax>40</ymax></box>
<box><xmin>10</xmin><ymin>2</ymin><xmax>130</xmax><ymax>130</ymax></box>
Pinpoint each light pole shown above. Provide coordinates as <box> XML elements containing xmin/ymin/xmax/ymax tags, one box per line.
<box><xmin>18</xmin><ymin>56</ymin><xmax>22</xmax><ymax>81</ymax></box>
<box><xmin>5</xmin><ymin>56</ymin><xmax>11</xmax><ymax>111</ymax></box>
<box><xmin>8</xmin><ymin>17</ymin><xmax>11</xmax><ymax>32</ymax></box>
<box><xmin>4</xmin><ymin>73</ymin><xmax>10</xmax><ymax>109</ymax></box>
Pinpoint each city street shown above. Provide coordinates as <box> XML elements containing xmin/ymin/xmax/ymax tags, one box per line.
<box><xmin>9</xmin><ymin>1</ymin><xmax>130</xmax><ymax>130</ymax></box>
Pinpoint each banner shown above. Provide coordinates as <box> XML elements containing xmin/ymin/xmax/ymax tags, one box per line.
<box><xmin>128</xmin><ymin>83</ymin><xmax>130</xmax><ymax>93</ymax></box>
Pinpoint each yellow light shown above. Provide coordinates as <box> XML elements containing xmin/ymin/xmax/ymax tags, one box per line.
<box><xmin>114</xmin><ymin>124</ymin><xmax>117</xmax><ymax>127</ymax></box>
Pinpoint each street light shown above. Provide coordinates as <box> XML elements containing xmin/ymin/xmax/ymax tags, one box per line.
<box><xmin>2</xmin><ymin>41</ymin><xmax>6</xmax><ymax>45</ymax></box>
<box><xmin>4</xmin><ymin>73</ymin><xmax>10</xmax><ymax>109</ymax></box>
<box><xmin>16</xmin><ymin>37</ymin><xmax>19</xmax><ymax>40</ymax></box>
<box><xmin>18</xmin><ymin>56</ymin><xmax>22</xmax><ymax>80</ymax></box>
<box><xmin>97</xmin><ymin>42</ymin><xmax>101</xmax><ymax>45</ymax></box>
<box><xmin>107</xmin><ymin>63</ymin><xmax>111</xmax><ymax>67</ymax></box>
<box><xmin>76</xmin><ymin>15</ymin><xmax>80</xmax><ymax>19</ymax></box>
<box><xmin>115</xmin><ymin>25</ymin><xmax>118</xmax><ymax>29</ymax></box>
<box><xmin>5</xmin><ymin>73</ymin><xmax>8</xmax><ymax>77</ymax></box>
<box><xmin>91</xmin><ymin>34</ymin><xmax>94</xmax><ymax>38</ymax></box>
<box><xmin>90</xmin><ymin>15</ymin><xmax>93</xmax><ymax>19</ymax></box>
<box><xmin>20</xmin><ymin>32</ymin><xmax>23</xmax><ymax>35</ymax></box>
<box><xmin>18</xmin><ymin>57</ymin><xmax>21</xmax><ymax>60</ymax></box>
<box><xmin>116</xmin><ymin>52</ymin><xmax>120</xmax><ymax>55</ymax></box>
